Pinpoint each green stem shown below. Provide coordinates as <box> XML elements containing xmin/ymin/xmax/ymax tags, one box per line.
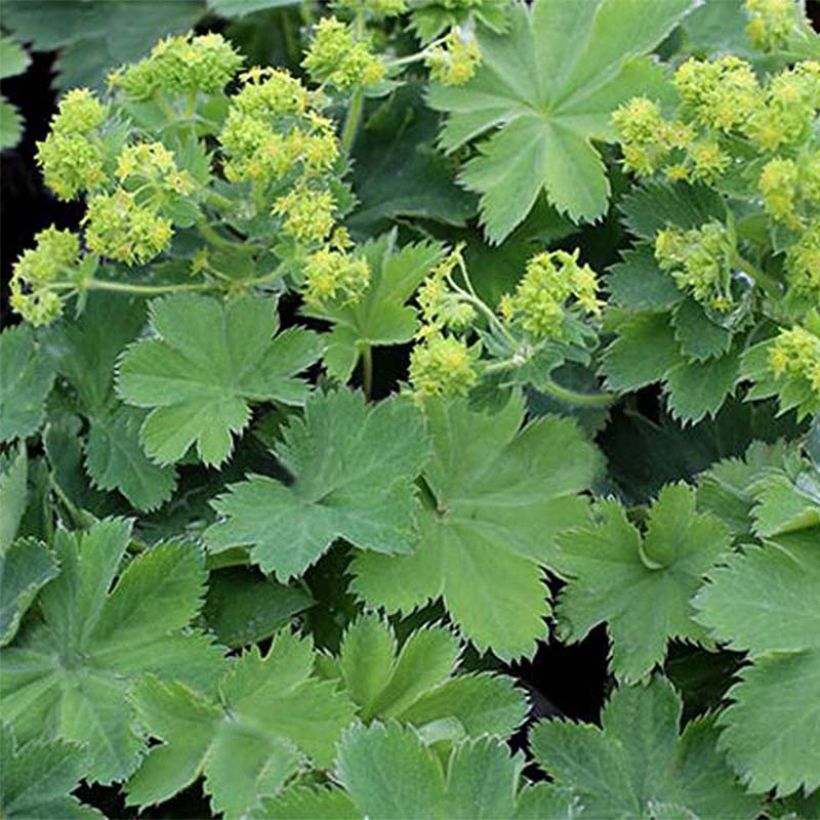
<box><xmin>85</xmin><ymin>279</ymin><xmax>211</xmax><ymax>295</ymax></box>
<box><xmin>196</xmin><ymin>220</ymin><xmax>256</xmax><ymax>254</ymax></box>
<box><xmin>732</xmin><ymin>253</ymin><xmax>781</xmax><ymax>299</ymax></box>
<box><xmin>340</xmin><ymin>88</ymin><xmax>364</xmax><ymax>155</ymax></box>
<box><xmin>361</xmin><ymin>345</ymin><xmax>373</xmax><ymax>400</ymax></box>
<box><xmin>540</xmin><ymin>379</ymin><xmax>616</xmax><ymax>408</ymax></box>
<box><xmin>203</xmin><ymin>189</ymin><xmax>234</xmax><ymax>211</ymax></box>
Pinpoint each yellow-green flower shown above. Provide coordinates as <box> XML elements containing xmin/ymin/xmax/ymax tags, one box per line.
<box><xmin>426</xmin><ymin>29</ymin><xmax>482</xmax><ymax>86</ymax></box>
<box><xmin>302</xmin><ymin>17</ymin><xmax>385</xmax><ymax>90</ymax></box>
<box><xmin>409</xmin><ymin>332</ymin><xmax>479</xmax><ymax>398</ymax></box>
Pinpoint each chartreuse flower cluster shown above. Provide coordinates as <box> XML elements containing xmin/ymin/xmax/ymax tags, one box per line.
<box><xmin>11</xmin><ymin>30</ymin><xmax>379</xmax><ymax>326</ymax></box>
<box><xmin>745</xmin><ymin>0</ymin><xmax>814</xmax><ymax>52</ymax></box>
<box><xmin>408</xmin><ymin>247</ymin><xmax>604</xmax><ymax>399</ymax></box>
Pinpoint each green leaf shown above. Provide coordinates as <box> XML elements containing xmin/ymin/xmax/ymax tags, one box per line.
<box><xmin>428</xmin><ymin>0</ymin><xmax>690</xmax><ymax>241</ymax></box>
<box><xmin>352</xmin><ymin>396</ymin><xmax>601</xmax><ymax>659</ymax></box>
<box><xmin>0</xmin><ymin>325</ymin><xmax>55</xmax><ymax>443</ymax></box>
<box><xmin>554</xmin><ymin>485</ymin><xmax>731</xmax><ymax>682</ymax></box>
<box><xmin>304</xmin><ymin>233</ymin><xmax>444</xmax><ymax>382</ymax></box>
<box><xmin>336</xmin><ymin>615</ymin><xmax>527</xmax><ymax>735</ymax></box>
<box><xmin>0</xmin><ymin>518</ymin><xmax>223</xmax><ymax>783</ymax></box>
<box><xmin>530</xmin><ymin>676</ymin><xmax>759</xmax><ymax>818</ymax></box>
<box><xmin>671</xmin><ymin>298</ymin><xmax>732</xmax><ymax>362</ymax></box>
<box><xmin>663</xmin><ymin>346</ymin><xmax>741</xmax><ymax>424</ymax></box>
<box><xmin>126</xmin><ymin>630</ymin><xmax>356</xmax><ymax>816</ymax></box>
<box><xmin>205</xmin><ymin>389</ymin><xmax>430</xmax><ymax>581</ymax></box>
<box><xmin>694</xmin><ymin>536</ymin><xmax>820</xmax><ymax>796</ymax></box>
<box><xmin>0</xmin><ymin>447</ymin><xmax>28</xmax><ymax>553</ymax></box>
<box><xmin>348</xmin><ymin>85</ymin><xmax>477</xmax><ymax>234</ymax></box>
<box><xmin>202</xmin><ymin>567</ymin><xmax>314</xmax><ymax>649</ymax></box>
<box><xmin>600</xmin><ymin>313</ymin><xmax>682</xmax><ymax>392</ymax></box>
<box><xmin>712</xmin><ymin>650</ymin><xmax>820</xmax><ymax>797</ymax></box>
<box><xmin>337</xmin><ymin>722</ymin><xmax>538</xmax><ymax>819</ymax></box>
<box><xmin>0</xmin><ymin>538</ymin><xmax>58</xmax><ymax>648</ymax></box>
<box><xmin>0</xmin><ymin>98</ymin><xmax>24</xmax><ymax>149</ymax></box>
<box><xmin>1</xmin><ymin>0</ymin><xmax>205</xmax><ymax>89</ymax></box>
<box><xmin>256</xmin><ymin>787</ymin><xmax>358</xmax><ymax>819</ymax></box>
<box><xmin>606</xmin><ymin>243</ymin><xmax>684</xmax><ymax>312</ymax></box>
<box><xmin>0</xmin><ymin>37</ymin><xmax>30</xmax><ymax>79</ymax></box>
<box><xmin>117</xmin><ymin>294</ymin><xmax>323</xmax><ymax>467</ymax></box>
<box><xmin>0</xmin><ymin>724</ymin><xmax>99</xmax><ymax>819</ymax></box>
<box><xmin>618</xmin><ymin>180</ymin><xmax>725</xmax><ymax>239</ymax></box>
<box><xmin>44</xmin><ymin>295</ymin><xmax>177</xmax><ymax>511</ymax></box>
<box><xmin>207</xmin><ymin>0</ymin><xmax>299</xmax><ymax>17</ymax></box>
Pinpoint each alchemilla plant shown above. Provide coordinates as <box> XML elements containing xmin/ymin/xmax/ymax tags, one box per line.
<box><xmin>1</xmin><ymin>0</ymin><xmax>819</xmax><ymax>817</ymax></box>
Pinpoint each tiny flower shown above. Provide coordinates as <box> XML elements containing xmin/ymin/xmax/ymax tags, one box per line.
<box><xmin>302</xmin><ymin>246</ymin><xmax>371</xmax><ymax>308</ymax></box>
<box><xmin>426</xmin><ymin>28</ymin><xmax>482</xmax><ymax>86</ymax></box>
<box><xmin>409</xmin><ymin>331</ymin><xmax>479</xmax><ymax>398</ymax></box>
<box><xmin>84</xmin><ymin>189</ymin><xmax>173</xmax><ymax>265</ymax></box>
<box><xmin>302</xmin><ymin>17</ymin><xmax>385</xmax><ymax>91</ymax></box>
<box><xmin>272</xmin><ymin>183</ymin><xmax>336</xmax><ymax>244</ymax></box>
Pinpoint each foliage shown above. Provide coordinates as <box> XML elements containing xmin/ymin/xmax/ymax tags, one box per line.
<box><xmin>2</xmin><ymin>0</ymin><xmax>819</xmax><ymax>815</ymax></box>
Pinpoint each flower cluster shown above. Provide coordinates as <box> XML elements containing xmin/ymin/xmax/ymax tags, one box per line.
<box><xmin>9</xmin><ymin>227</ymin><xmax>80</xmax><ymax>325</ymax></box>
<box><xmin>786</xmin><ymin>218</ymin><xmax>820</xmax><ymax>302</ymax></box>
<box><xmin>83</xmin><ymin>189</ymin><xmax>173</xmax><ymax>265</ymax></box>
<box><xmin>219</xmin><ymin>68</ymin><xmax>340</xmax><ymax>192</ymax></box>
<box><xmin>654</xmin><ymin>222</ymin><xmax>737</xmax><ymax>312</ymax></box>
<box><xmin>426</xmin><ymin>28</ymin><xmax>482</xmax><ymax>86</ymax></box>
<box><xmin>417</xmin><ymin>247</ymin><xmax>477</xmax><ymax>331</ymax></box>
<box><xmin>613</xmin><ymin>59</ymin><xmax>820</xmax><ymax>185</ymax></box>
<box><xmin>116</xmin><ymin>142</ymin><xmax>194</xmax><ymax>203</ymax></box>
<box><xmin>759</xmin><ymin>152</ymin><xmax>820</xmax><ymax>229</ymax></box>
<box><xmin>408</xmin><ymin>332</ymin><xmax>479</xmax><ymax>399</ymax></box>
<box><xmin>108</xmin><ymin>32</ymin><xmax>243</xmax><ymax>100</ymax></box>
<box><xmin>745</xmin><ymin>0</ymin><xmax>805</xmax><ymax>52</ymax></box>
<box><xmin>302</xmin><ymin>241</ymin><xmax>371</xmax><ymax>309</ymax></box>
<box><xmin>35</xmin><ymin>88</ymin><xmax>109</xmax><ymax>200</ymax></box>
<box><xmin>302</xmin><ymin>18</ymin><xmax>385</xmax><ymax>90</ymax></box>
<box><xmin>272</xmin><ymin>184</ymin><xmax>336</xmax><ymax>244</ymax></box>
<box><xmin>767</xmin><ymin>324</ymin><xmax>820</xmax><ymax>396</ymax></box>
<box><xmin>497</xmin><ymin>250</ymin><xmax>602</xmax><ymax>339</ymax></box>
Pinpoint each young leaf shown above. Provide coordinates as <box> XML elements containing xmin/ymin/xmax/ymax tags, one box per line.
<box><xmin>44</xmin><ymin>295</ymin><xmax>177</xmax><ymax>511</ymax></box>
<box><xmin>530</xmin><ymin>676</ymin><xmax>759</xmax><ymax>818</ymax></box>
<box><xmin>0</xmin><ymin>325</ymin><xmax>55</xmax><ymax>443</ymax></box>
<box><xmin>0</xmin><ymin>518</ymin><xmax>223</xmax><ymax>783</ymax></box>
<box><xmin>334</xmin><ymin>614</ymin><xmax>527</xmax><ymax>735</ymax></box>
<box><xmin>694</xmin><ymin>534</ymin><xmax>820</xmax><ymax>796</ymax></box>
<box><xmin>553</xmin><ymin>486</ymin><xmax>731</xmax><ymax>682</ymax></box>
<box><xmin>126</xmin><ymin>630</ymin><xmax>356</xmax><ymax>817</ymax></box>
<box><xmin>427</xmin><ymin>0</ymin><xmax>691</xmax><ymax>241</ymax></box>
<box><xmin>303</xmin><ymin>233</ymin><xmax>444</xmax><ymax>382</ymax></box>
<box><xmin>117</xmin><ymin>294</ymin><xmax>323</xmax><ymax>467</ymax></box>
<box><xmin>352</xmin><ymin>396</ymin><xmax>601</xmax><ymax>660</ymax></box>
<box><xmin>0</xmin><ymin>724</ymin><xmax>99</xmax><ymax>819</ymax></box>
<box><xmin>205</xmin><ymin>389</ymin><xmax>430</xmax><ymax>581</ymax></box>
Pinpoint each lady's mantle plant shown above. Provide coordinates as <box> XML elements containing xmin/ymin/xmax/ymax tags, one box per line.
<box><xmin>1</xmin><ymin>0</ymin><xmax>819</xmax><ymax>817</ymax></box>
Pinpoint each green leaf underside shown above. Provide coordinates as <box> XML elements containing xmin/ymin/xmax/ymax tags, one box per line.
<box><xmin>205</xmin><ymin>389</ymin><xmax>429</xmax><ymax>581</ymax></box>
<box><xmin>554</xmin><ymin>485</ymin><xmax>731</xmax><ymax>682</ymax></box>
<box><xmin>352</xmin><ymin>396</ymin><xmax>601</xmax><ymax>659</ymax></box>
<box><xmin>117</xmin><ymin>294</ymin><xmax>323</xmax><ymax>467</ymax></box>
<box><xmin>0</xmin><ymin>447</ymin><xmax>28</xmax><ymax>554</ymax></box>
<box><xmin>427</xmin><ymin>0</ymin><xmax>691</xmax><ymax>241</ymax></box>
<box><xmin>0</xmin><ymin>519</ymin><xmax>222</xmax><ymax>783</ymax></box>
<box><xmin>126</xmin><ymin>631</ymin><xmax>355</xmax><ymax>817</ymax></box>
<box><xmin>530</xmin><ymin>676</ymin><xmax>759</xmax><ymax>818</ymax></box>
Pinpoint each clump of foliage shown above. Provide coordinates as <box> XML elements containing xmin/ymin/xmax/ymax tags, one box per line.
<box><xmin>1</xmin><ymin>0</ymin><xmax>819</xmax><ymax>817</ymax></box>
